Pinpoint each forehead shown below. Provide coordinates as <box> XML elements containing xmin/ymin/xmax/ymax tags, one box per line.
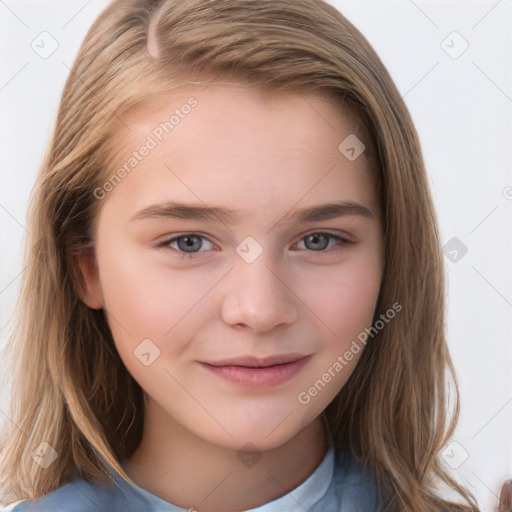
<box><xmin>113</xmin><ymin>82</ymin><xmax>368</xmax><ymax>153</ymax></box>
<box><xmin>100</xmin><ymin>84</ymin><xmax>379</xmax><ymax>220</ymax></box>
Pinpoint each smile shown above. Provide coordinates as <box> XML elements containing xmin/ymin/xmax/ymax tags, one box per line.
<box><xmin>200</xmin><ymin>355</ymin><xmax>312</xmax><ymax>388</ymax></box>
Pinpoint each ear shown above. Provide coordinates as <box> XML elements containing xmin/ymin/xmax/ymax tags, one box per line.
<box><xmin>76</xmin><ymin>245</ymin><xmax>104</xmax><ymax>310</ymax></box>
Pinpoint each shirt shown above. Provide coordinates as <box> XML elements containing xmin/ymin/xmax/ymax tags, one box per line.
<box><xmin>6</xmin><ymin>442</ymin><xmax>378</xmax><ymax>512</ymax></box>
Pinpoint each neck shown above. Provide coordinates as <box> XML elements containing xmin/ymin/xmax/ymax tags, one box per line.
<box><xmin>122</xmin><ymin>400</ymin><xmax>329</xmax><ymax>512</ymax></box>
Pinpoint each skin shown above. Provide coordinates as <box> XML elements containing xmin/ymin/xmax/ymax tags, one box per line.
<box><xmin>80</xmin><ymin>83</ymin><xmax>384</xmax><ymax>512</ymax></box>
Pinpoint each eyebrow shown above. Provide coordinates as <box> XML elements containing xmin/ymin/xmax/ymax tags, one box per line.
<box><xmin>130</xmin><ymin>200</ymin><xmax>374</xmax><ymax>225</ymax></box>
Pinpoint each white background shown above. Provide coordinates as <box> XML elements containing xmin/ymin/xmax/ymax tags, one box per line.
<box><xmin>0</xmin><ymin>1</ymin><xmax>511</xmax><ymax>511</ymax></box>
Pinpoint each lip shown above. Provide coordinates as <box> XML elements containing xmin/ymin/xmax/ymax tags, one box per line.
<box><xmin>205</xmin><ymin>353</ymin><xmax>308</xmax><ymax>368</ymax></box>
<box><xmin>200</xmin><ymin>354</ymin><xmax>311</xmax><ymax>388</ymax></box>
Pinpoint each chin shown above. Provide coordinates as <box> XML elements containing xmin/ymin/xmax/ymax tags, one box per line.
<box><xmin>193</xmin><ymin>412</ymin><xmax>317</xmax><ymax>453</ymax></box>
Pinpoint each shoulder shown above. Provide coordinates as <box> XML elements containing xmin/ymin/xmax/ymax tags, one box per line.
<box><xmin>5</xmin><ymin>472</ymin><xmax>155</xmax><ymax>512</ymax></box>
<box><xmin>6</xmin><ymin>477</ymin><xmax>107</xmax><ymax>512</ymax></box>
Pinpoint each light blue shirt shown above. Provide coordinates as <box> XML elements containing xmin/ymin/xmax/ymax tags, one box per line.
<box><xmin>8</xmin><ymin>440</ymin><xmax>378</xmax><ymax>511</ymax></box>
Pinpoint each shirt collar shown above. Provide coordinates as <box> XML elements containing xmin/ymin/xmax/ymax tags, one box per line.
<box><xmin>241</xmin><ymin>435</ymin><xmax>335</xmax><ymax>512</ymax></box>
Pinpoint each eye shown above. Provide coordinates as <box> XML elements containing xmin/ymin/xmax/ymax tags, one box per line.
<box><xmin>293</xmin><ymin>232</ymin><xmax>352</xmax><ymax>253</ymax></box>
<box><xmin>155</xmin><ymin>233</ymin><xmax>215</xmax><ymax>259</ymax></box>
<box><xmin>155</xmin><ymin>231</ymin><xmax>352</xmax><ymax>259</ymax></box>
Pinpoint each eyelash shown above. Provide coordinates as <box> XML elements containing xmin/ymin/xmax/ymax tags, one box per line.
<box><xmin>155</xmin><ymin>231</ymin><xmax>353</xmax><ymax>260</ymax></box>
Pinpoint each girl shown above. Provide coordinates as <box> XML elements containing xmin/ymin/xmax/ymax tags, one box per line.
<box><xmin>0</xmin><ymin>0</ymin><xmax>481</xmax><ymax>511</ymax></box>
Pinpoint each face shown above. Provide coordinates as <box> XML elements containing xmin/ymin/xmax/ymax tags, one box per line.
<box><xmin>81</xmin><ymin>83</ymin><xmax>384</xmax><ymax>453</ymax></box>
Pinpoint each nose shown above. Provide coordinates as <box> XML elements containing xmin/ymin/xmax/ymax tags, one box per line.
<box><xmin>220</xmin><ymin>249</ymin><xmax>298</xmax><ymax>333</ymax></box>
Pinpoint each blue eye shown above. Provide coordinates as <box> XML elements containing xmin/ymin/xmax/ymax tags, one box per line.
<box><xmin>156</xmin><ymin>234</ymin><xmax>214</xmax><ymax>258</ymax></box>
<box><xmin>155</xmin><ymin>231</ymin><xmax>352</xmax><ymax>259</ymax></box>
<box><xmin>295</xmin><ymin>232</ymin><xmax>350</xmax><ymax>252</ymax></box>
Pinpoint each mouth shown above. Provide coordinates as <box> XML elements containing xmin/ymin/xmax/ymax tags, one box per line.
<box><xmin>200</xmin><ymin>354</ymin><xmax>311</xmax><ymax>387</ymax></box>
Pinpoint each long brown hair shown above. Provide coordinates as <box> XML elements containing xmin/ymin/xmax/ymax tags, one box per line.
<box><xmin>0</xmin><ymin>1</ymin><xmax>479</xmax><ymax>510</ymax></box>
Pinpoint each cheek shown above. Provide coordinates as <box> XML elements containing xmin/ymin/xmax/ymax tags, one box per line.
<box><xmin>294</xmin><ymin>254</ymin><xmax>381</xmax><ymax>411</ymax></box>
<box><xmin>95</xmin><ymin>249</ymin><xmax>210</xmax><ymax>385</ymax></box>
<box><xmin>96</xmin><ymin>241</ymin><xmax>212</xmax><ymax>337</ymax></box>
<box><xmin>296</xmin><ymin>251</ymin><xmax>381</xmax><ymax>343</ymax></box>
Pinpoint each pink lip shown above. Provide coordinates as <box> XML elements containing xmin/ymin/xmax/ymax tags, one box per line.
<box><xmin>200</xmin><ymin>354</ymin><xmax>311</xmax><ymax>388</ymax></box>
